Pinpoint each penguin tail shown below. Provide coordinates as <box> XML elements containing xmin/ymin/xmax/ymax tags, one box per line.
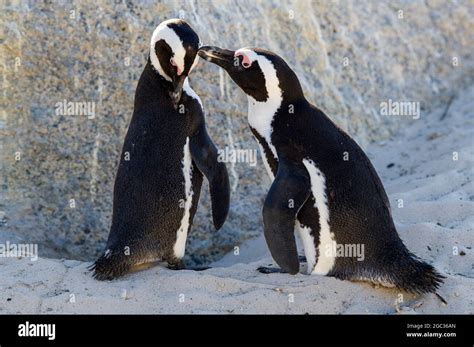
<box><xmin>89</xmin><ymin>249</ymin><xmax>135</xmax><ymax>281</ymax></box>
<box><xmin>379</xmin><ymin>248</ymin><xmax>445</xmax><ymax>295</ymax></box>
<box><xmin>394</xmin><ymin>255</ymin><xmax>445</xmax><ymax>294</ymax></box>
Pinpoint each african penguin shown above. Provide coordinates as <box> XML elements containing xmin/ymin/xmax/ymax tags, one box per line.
<box><xmin>90</xmin><ymin>20</ymin><xmax>230</xmax><ymax>280</ymax></box>
<box><xmin>198</xmin><ymin>46</ymin><xmax>444</xmax><ymax>294</ymax></box>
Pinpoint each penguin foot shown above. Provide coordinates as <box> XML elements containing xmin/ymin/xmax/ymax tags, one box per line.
<box><xmin>257</xmin><ymin>258</ymin><xmax>305</xmax><ymax>274</ymax></box>
<box><xmin>257</xmin><ymin>266</ymin><xmax>285</xmax><ymax>274</ymax></box>
<box><xmin>167</xmin><ymin>260</ymin><xmax>186</xmax><ymax>270</ymax></box>
<box><xmin>90</xmin><ymin>250</ymin><xmax>133</xmax><ymax>281</ymax></box>
<box><xmin>167</xmin><ymin>260</ymin><xmax>211</xmax><ymax>271</ymax></box>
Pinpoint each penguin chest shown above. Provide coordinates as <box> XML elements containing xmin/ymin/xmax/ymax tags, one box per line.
<box><xmin>301</xmin><ymin>158</ymin><xmax>336</xmax><ymax>275</ymax></box>
<box><xmin>249</xmin><ymin>126</ymin><xmax>278</xmax><ymax>181</ymax></box>
<box><xmin>247</xmin><ymin>98</ymin><xmax>279</xmax><ymax>180</ymax></box>
<box><xmin>173</xmin><ymin>137</ymin><xmax>195</xmax><ymax>259</ymax></box>
<box><xmin>171</xmin><ymin>80</ymin><xmax>204</xmax><ymax>260</ymax></box>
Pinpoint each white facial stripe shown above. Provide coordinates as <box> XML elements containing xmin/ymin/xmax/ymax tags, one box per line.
<box><xmin>235</xmin><ymin>48</ymin><xmax>258</xmax><ymax>68</ymax></box>
<box><xmin>173</xmin><ymin>137</ymin><xmax>194</xmax><ymax>259</ymax></box>
<box><xmin>235</xmin><ymin>48</ymin><xmax>259</xmax><ymax>64</ymax></box>
<box><xmin>237</xmin><ymin>48</ymin><xmax>282</xmax><ymax>100</ymax></box>
<box><xmin>302</xmin><ymin>158</ymin><xmax>336</xmax><ymax>275</ymax></box>
<box><xmin>246</xmin><ymin>51</ymin><xmax>282</xmax><ymax>161</ymax></box>
<box><xmin>150</xmin><ymin>20</ymin><xmax>186</xmax><ymax>81</ymax></box>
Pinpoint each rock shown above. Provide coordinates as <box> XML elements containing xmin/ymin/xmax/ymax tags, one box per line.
<box><xmin>0</xmin><ymin>211</ymin><xmax>7</xmax><ymax>226</ymax></box>
<box><xmin>1</xmin><ymin>1</ymin><xmax>473</xmax><ymax>264</ymax></box>
<box><xmin>0</xmin><ymin>231</ymin><xmax>24</xmax><ymax>244</ymax></box>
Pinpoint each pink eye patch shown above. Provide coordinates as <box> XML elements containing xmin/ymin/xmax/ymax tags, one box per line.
<box><xmin>170</xmin><ymin>58</ymin><xmax>183</xmax><ymax>76</ymax></box>
<box><xmin>235</xmin><ymin>51</ymin><xmax>252</xmax><ymax>68</ymax></box>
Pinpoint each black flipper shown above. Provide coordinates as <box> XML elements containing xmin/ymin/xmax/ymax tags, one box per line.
<box><xmin>190</xmin><ymin>124</ymin><xmax>230</xmax><ymax>230</ymax></box>
<box><xmin>263</xmin><ymin>158</ymin><xmax>311</xmax><ymax>275</ymax></box>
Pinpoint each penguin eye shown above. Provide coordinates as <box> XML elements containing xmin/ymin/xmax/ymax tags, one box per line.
<box><xmin>235</xmin><ymin>52</ymin><xmax>252</xmax><ymax>69</ymax></box>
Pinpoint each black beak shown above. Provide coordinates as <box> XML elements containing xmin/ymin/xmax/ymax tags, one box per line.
<box><xmin>170</xmin><ymin>75</ymin><xmax>186</xmax><ymax>108</ymax></box>
<box><xmin>198</xmin><ymin>46</ymin><xmax>236</xmax><ymax>69</ymax></box>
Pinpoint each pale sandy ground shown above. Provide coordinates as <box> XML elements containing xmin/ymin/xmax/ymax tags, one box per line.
<box><xmin>1</xmin><ymin>86</ymin><xmax>472</xmax><ymax>314</ymax></box>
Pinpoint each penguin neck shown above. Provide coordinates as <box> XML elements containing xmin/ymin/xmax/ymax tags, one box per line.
<box><xmin>247</xmin><ymin>68</ymin><xmax>306</xmax><ymax>131</ymax></box>
<box><xmin>250</xmin><ymin>66</ymin><xmax>306</xmax><ymax>112</ymax></box>
<box><xmin>247</xmin><ymin>88</ymin><xmax>281</xmax><ymax>160</ymax></box>
<box><xmin>277</xmin><ymin>67</ymin><xmax>306</xmax><ymax>105</ymax></box>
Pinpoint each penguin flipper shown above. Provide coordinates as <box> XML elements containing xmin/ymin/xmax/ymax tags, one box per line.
<box><xmin>263</xmin><ymin>158</ymin><xmax>311</xmax><ymax>275</ymax></box>
<box><xmin>190</xmin><ymin>125</ymin><xmax>230</xmax><ymax>230</ymax></box>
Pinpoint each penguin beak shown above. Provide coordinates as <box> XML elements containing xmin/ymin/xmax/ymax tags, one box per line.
<box><xmin>170</xmin><ymin>75</ymin><xmax>186</xmax><ymax>108</ymax></box>
<box><xmin>198</xmin><ymin>46</ymin><xmax>235</xmax><ymax>70</ymax></box>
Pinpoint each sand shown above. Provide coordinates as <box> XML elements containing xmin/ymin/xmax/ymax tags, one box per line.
<box><xmin>0</xmin><ymin>86</ymin><xmax>472</xmax><ymax>314</ymax></box>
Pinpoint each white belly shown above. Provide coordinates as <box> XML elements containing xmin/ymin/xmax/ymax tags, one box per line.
<box><xmin>173</xmin><ymin>137</ymin><xmax>194</xmax><ymax>259</ymax></box>
<box><xmin>296</xmin><ymin>222</ymin><xmax>317</xmax><ymax>274</ymax></box>
<box><xmin>302</xmin><ymin>158</ymin><xmax>336</xmax><ymax>275</ymax></box>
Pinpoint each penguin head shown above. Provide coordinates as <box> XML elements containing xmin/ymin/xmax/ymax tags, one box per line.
<box><xmin>150</xmin><ymin>19</ymin><xmax>200</xmax><ymax>106</ymax></box>
<box><xmin>198</xmin><ymin>46</ymin><xmax>302</xmax><ymax>103</ymax></box>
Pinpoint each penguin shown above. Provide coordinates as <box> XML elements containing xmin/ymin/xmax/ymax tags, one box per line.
<box><xmin>198</xmin><ymin>46</ymin><xmax>444</xmax><ymax>294</ymax></box>
<box><xmin>90</xmin><ymin>20</ymin><xmax>230</xmax><ymax>280</ymax></box>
